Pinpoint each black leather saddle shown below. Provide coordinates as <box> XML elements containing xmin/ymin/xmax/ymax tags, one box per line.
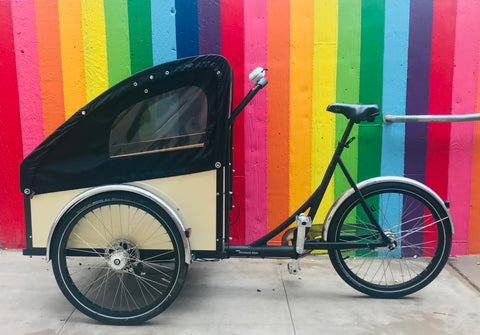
<box><xmin>327</xmin><ymin>103</ymin><xmax>380</xmax><ymax>123</ymax></box>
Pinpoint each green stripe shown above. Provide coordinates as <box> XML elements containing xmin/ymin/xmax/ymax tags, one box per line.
<box><xmin>358</xmin><ymin>0</ymin><xmax>385</xmax><ymax>182</ymax></box>
<box><xmin>334</xmin><ymin>0</ymin><xmax>361</xmax><ymax>198</ymax></box>
<box><xmin>356</xmin><ymin>1</ymin><xmax>385</xmax><ymax>257</ymax></box>
<box><xmin>104</xmin><ymin>0</ymin><xmax>131</xmax><ymax>86</ymax></box>
<box><xmin>127</xmin><ymin>0</ymin><xmax>153</xmax><ymax>73</ymax></box>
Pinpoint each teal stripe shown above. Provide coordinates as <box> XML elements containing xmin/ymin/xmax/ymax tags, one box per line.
<box><xmin>380</xmin><ymin>0</ymin><xmax>410</xmax><ymax>258</ymax></box>
<box><xmin>335</xmin><ymin>0</ymin><xmax>361</xmax><ymax>198</ymax></box>
<box><xmin>358</xmin><ymin>0</ymin><xmax>385</xmax><ymax>183</ymax></box>
<box><xmin>151</xmin><ymin>0</ymin><xmax>177</xmax><ymax>64</ymax></box>
<box><xmin>104</xmin><ymin>0</ymin><xmax>131</xmax><ymax>86</ymax></box>
<box><xmin>128</xmin><ymin>0</ymin><xmax>153</xmax><ymax>73</ymax></box>
<box><xmin>381</xmin><ymin>0</ymin><xmax>409</xmax><ymax>177</ymax></box>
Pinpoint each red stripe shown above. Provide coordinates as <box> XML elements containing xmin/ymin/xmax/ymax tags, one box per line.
<box><xmin>0</xmin><ymin>1</ymin><xmax>26</xmax><ymax>248</ymax></box>
<box><xmin>221</xmin><ymin>0</ymin><xmax>245</xmax><ymax>244</ymax></box>
<box><xmin>425</xmin><ymin>0</ymin><xmax>457</xmax><ymax>199</ymax></box>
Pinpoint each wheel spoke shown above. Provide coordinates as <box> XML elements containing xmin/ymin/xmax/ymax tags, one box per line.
<box><xmin>52</xmin><ymin>194</ymin><xmax>186</xmax><ymax>324</ymax></box>
<box><xmin>329</xmin><ymin>183</ymin><xmax>451</xmax><ymax>297</ymax></box>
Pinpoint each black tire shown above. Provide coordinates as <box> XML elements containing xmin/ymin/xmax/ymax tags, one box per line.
<box><xmin>51</xmin><ymin>192</ymin><xmax>188</xmax><ymax>325</ymax></box>
<box><xmin>327</xmin><ymin>181</ymin><xmax>452</xmax><ymax>298</ymax></box>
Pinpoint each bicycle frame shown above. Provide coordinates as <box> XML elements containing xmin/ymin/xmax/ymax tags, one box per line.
<box><xmin>225</xmin><ymin>84</ymin><xmax>390</xmax><ymax>259</ymax></box>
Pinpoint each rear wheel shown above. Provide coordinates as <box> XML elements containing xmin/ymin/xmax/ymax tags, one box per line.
<box><xmin>328</xmin><ymin>181</ymin><xmax>452</xmax><ymax>298</ymax></box>
<box><xmin>51</xmin><ymin>192</ymin><xmax>188</xmax><ymax>325</ymax></box>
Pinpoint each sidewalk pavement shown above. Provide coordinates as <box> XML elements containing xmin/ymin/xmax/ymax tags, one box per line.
<box><xmin>0</xmin><ymin>249</ymin><xmax>479</xmax><ymax>335</ymax></box>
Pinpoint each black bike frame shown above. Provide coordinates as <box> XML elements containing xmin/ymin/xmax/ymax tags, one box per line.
<box><xmin>225</xmin><ymin>83</ymin><xmax>390</xmax><ymax>259</ymax></box>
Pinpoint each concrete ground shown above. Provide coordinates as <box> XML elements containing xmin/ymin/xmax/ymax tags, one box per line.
<box><xmin>0</xmin><ymin>249</ymin><xmax>479</xmax><ymax>335</ymax></box>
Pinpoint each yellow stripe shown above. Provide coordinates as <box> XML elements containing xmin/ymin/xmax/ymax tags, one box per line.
<box><xmin>312</xmin><ymin>0</ymin><xmax>338</xmax><ymax>223</ymax></box>
<box><xmin>289</xmin><ymin>0</ymin><xmax>314</xmax><ymax>214</ymax></box>
<box><xmin>81</xmin><ymin>0</ymin><xmax>108</xmax><ymax>103</ymax></box>
<box><xmin>58</xmin><ymin>0</ymin><xmax>87</xmax><ymax>118</ymax></box>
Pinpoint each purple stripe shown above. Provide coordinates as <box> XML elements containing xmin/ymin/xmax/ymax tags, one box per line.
<box><xmin>404</xmin><ymin>0</ymin><xmax>434</xmax><ymax>183</ymax></box>
<box><xmin>198</xmin><ymin>0</ymin><xmax>221</xmax><ymax>55</ymax></box>
<box><xmin>403</xmin><ymin>1</ymin><xmax>434</xmax><ymax>256</ymax></box>
<box><xmin>402</xmin><ymin>195</ymin><xmax>424</xmax><ymax>258</ymax></box>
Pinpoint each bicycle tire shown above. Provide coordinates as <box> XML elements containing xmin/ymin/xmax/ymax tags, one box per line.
<box><xmin>327</xmin><ymin>181</ymin><xmax>452</xmax><ymax>298</ymax></box>
<box><xmin>51</xmin><ymin>191</ymin><xmax>188</xmax><ymax>325</ymax></box>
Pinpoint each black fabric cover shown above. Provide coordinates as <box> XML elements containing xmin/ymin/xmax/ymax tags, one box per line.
<box><xmin>20</xmin><ymin>55</ymin><xmax>233</xmax><ymax>195</ymax></box>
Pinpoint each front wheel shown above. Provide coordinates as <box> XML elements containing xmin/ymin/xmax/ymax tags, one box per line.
<box><xmin>51</xmin><ymin>192</ymin><xmax>188</xmax><ymax>325</ymax></box>
<box><xmin>327</xmin><ymin>181</ymin><xmax>452</xmax><ymax>298</ymax></box>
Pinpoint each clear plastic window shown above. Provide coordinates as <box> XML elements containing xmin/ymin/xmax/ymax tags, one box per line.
<box><xmin>109</xmin><ymin>86</ymin><xmax>208</xmax><ymax>157</ymax></box>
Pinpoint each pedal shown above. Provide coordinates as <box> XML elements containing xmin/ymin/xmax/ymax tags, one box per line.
<box><xmin>295</xmin><ymin>213</ymin><xmax>312</xmax><ymax>254</ymax></box>
<box><xmin>287</xmin><ymin>259</ymin><xmax>301</xmax><ymax>275</ymax></box>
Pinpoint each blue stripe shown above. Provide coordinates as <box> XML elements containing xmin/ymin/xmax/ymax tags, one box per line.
<box><xmin>151</xmin><ymin>0</ymin><xmax>177</xmax><ymax>64</ymax></box>
<box><xmin>175</xmin><ymin>0</ymin><xmax>199</xmax><ymax>58</ymax></box>
<box><xmin>380</xmin><ymin>0</ymin><xmax>410</xmax><ymax>258</ymax></box>
<box><xmin>381</xmin><ymin>0</ymin><xmax>410</xmax><ymax>177</ymax></box>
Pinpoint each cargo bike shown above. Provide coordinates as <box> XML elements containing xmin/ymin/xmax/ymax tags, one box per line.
<box><xmin>20</xmin><ymin>55</ymin><xmax>453</xmax><ymax>325</ymax></box>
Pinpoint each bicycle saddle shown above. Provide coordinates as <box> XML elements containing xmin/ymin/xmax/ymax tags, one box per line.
<box><xmin>327</xmin><ymin>103</ymin><xmax>380</xmax><ymax>123</ymax></box>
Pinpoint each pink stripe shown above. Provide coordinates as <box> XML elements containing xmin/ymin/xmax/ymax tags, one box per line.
<box><xmin>447</xmin><ymin>0</ymin><xmax>480</xmax><ymax>256</ymax></box>
<box><xmin>11</xmin><ymin>0</ymin><xmax>44</xmax><ymax>157</ymax></box>
<box><xmin>244</xmin><ymin>1</ymin><xmax>268</xmax><ymax>243</ymax></box>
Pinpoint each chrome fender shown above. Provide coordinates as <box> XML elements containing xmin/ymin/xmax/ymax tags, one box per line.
<box><xmin>46</xmin><ymin>184</ymin><xmax>192</xmax><ymax>263</ymax></box>
<box><xmin>322</xmin><ymin>176</ymin><xmax>454</xmax><ymax>241</ymax></box>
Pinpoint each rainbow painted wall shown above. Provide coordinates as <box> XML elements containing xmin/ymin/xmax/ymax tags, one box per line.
<box><xmin>1</xmin><ymin>0</ymin><xmax>480</xmax><ymax>255</ymax></box>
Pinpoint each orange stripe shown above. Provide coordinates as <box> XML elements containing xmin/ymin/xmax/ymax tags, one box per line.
<box><xmin>35</xmin><ymin>0</ymin><xmax>65</xmax><ymax>136</ymax></box>
<box><xmin>469</xmin><ymin>57</ymin><xmax>480</xmax><ymax>254</ymax></box>
<box><xmin>289</xmin><ymin>0</ymin><xmax>314</xmax><ymax>213</ymax></box>
<box><xmin>58</xmin><ymin>0</ymin><xmax>86</xmax><ymax>118</ymax></box>
<box><xmin>267</xmin><ymin>0</ymin><xmax>290</xmax><ymax>245</ymax></box>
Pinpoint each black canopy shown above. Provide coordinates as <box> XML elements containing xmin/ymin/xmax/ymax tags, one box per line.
<box><xmin>20</xmin><ymin>55</ymin><xmax>233</xmax><ymax>195</ymax></box>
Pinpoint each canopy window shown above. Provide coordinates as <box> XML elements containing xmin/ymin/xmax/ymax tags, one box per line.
<box><xmin>110</xmin><ymin>86</ymin><xmax>208</xmax><ymax>157</ymax></box>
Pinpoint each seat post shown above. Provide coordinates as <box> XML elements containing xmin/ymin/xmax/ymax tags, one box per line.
<box><xmin>337</xmin><ymin>120</ymin><xmax>356</xmax><ymax>151</ymax></box>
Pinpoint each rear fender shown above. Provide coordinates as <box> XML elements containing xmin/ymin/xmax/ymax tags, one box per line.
<box><xmin>322</xmin><ymin>176</ymin><xmax>454</xmax><ymax>240</ymax></box>
<box><xmin>46</xmin><ymin>184</ymin><xmax>192</xmax><ymax>263</ymax></box>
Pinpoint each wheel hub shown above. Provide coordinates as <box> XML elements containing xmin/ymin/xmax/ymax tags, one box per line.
<box><xmin>374</xmin><ymin>230</ymin><xmax>399</xmax><ymax>252</ymax></box>
<box><xmin>105</xmin><ymin>239</ymin><xmax>140</xmax><ymax>272</ymax></box>
<box><xmin>108</xmin><ymin>250</ymin><xmax>129</xmax><ymax>270</ymax></box>
<box><xmin>384</xmin><ymin>230</ymin><xmax>399</xmax><ymax>251</ymax></box>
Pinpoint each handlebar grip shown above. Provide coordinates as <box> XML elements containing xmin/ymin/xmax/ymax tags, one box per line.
<box><xmin>249</xmin><ymin>67</ymin><xmax>266</xmax><ymax>84</ymax></box>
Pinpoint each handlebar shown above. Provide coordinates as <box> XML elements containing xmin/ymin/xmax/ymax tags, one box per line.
<box><xmin>230</xmin><ymin>67</ymin><xmax>268</xmax><ymax>124</ymax></box>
